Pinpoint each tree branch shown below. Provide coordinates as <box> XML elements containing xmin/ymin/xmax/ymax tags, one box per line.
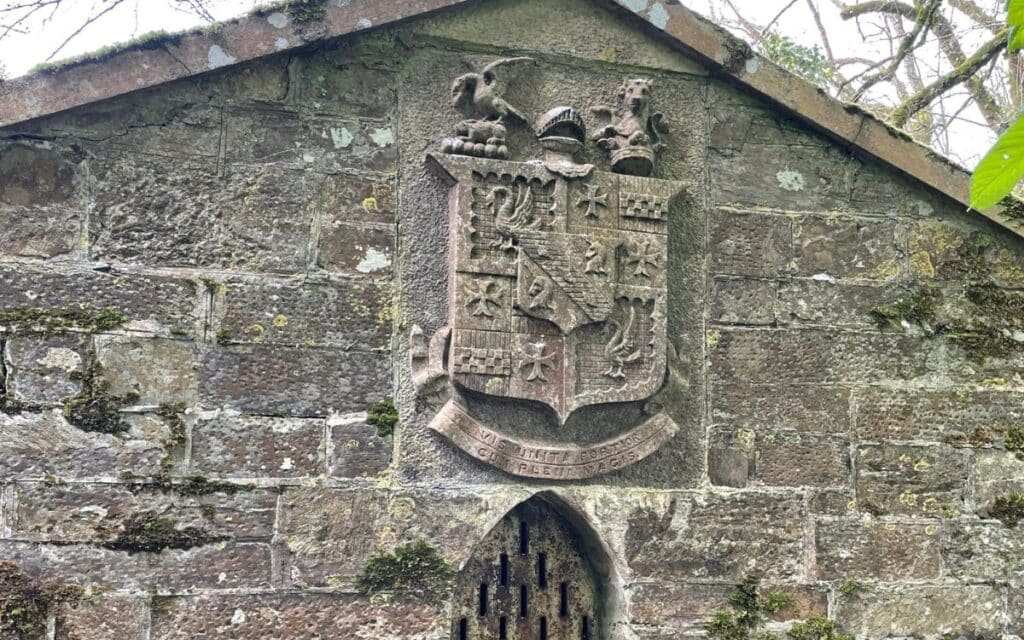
<box><xmin>890</xmin><ymin>27</ymin><xmax>1008</xmax><ymax>127</ymax></box>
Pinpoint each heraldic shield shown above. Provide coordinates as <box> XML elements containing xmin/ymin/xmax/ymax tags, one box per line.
<box><xmin>422</xmin><ymin>152</ymin><xmax>686</xmax><ymax>480</ymax></box>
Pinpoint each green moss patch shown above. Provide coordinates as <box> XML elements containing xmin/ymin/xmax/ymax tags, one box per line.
<box><xmin>101</xmin><ymin>511</ymin><xmax>225</xmax><ymax>554</ymax></box>
<box><xmin>990</xmin><ymin>493</ymin><xmax>1024</xmax><ymax>527</ymax></box>
<box><xmin>704</xmin><ymin>576</ymin><xmax>794</xmax><ymax>640</ymax></box>
<box><xmin>356</xmin><ymin>539</ymin><xmax>453</xmax><ymax>601</ymax></box>
<box><xmin>869</xmin><ymin>287</ymin><xmax>941</xmax><ymax>332</ymax></box>
<box><xmin>0</xmin><ymin>306</ymin><xmax>128</xmax><ymax>334</ymax></box>
<box><xmin>255</xmin><ymin>0</ymin><xmax>327</xmax><ymax>23</ymax></box>
<box><xmin>62</xmin><ymin>351</ymin><xmax>136</xmax><ymax>435</ymax></box>
<box><xmin>786</xmin><ymin>614</ymin><xmax>854</xmax><ymax>640</ymax></box>
<box><xmin>366</xmin><ymin>399</ymin><xmax>398</xmax><ymax>437</ymax></box>
<box><xmin>0</xmin><ymin>561</ymin><xmax>83</xmax><ymax>640</ymax></box>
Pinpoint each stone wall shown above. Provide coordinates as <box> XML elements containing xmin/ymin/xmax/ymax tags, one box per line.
<box><xmin>1</xmin><ymin>0</ymin><xmax>1023</xmax><ymax>638</ymax></box>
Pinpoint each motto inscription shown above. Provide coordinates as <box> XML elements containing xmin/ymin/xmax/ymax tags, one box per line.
<box><xmin>414</xmin><ymin>61</ymin><xmax>685</xmax><ymax>479</ymax></box>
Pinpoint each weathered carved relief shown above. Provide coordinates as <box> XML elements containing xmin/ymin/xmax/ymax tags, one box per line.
<box><xmin>452</xmin><ymin>498</ymin><xmax>600</xmax><ymax>640</ymax></box>
<box><xmin>591</xmin><ymin>78</ymin><xmax>668</xmax><ymax>177</ymax></box>
<box><xmin>419</xmin><ymin>67</ymin><xmax>685</xmax><ymax>479</ymax></box>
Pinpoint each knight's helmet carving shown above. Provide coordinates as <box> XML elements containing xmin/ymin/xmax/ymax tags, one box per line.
<box><xmin>452</xmin><ymin>496</ymin><xmax>603</xmax><ymax>640</ymax></box>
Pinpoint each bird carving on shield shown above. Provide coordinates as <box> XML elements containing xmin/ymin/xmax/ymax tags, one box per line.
<box><xmin>450</xmin><ymin>57</ymin><xmax>537</xmax><ymax>124</ymax></box>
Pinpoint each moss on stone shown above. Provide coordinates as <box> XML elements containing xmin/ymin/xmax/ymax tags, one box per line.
<box><xmin>215</xmin><ymin>328</ymin><xmax>233</xmax><ymax>345</ymax></box>
<box><xmin>101</xmin><ymin>511</ymin><xmax>225</xmax><ymax>554</ymax></box>
<box><xmin>255</xmin><ymin>0</ymin><xmax>326</xmax><ymax>23</ymax></box>
<box><xmin>0</xmin><ymin>561</ymin><xmax>83</xmax><ymax>640</ymax></box>
<box><xmin>949</xmin><ymin>282</ymin><xmax>1024</xmax><ymax>363</ymax></box>
<box><xmin>0</xmin><ymin>306</ymin><xmax>128</xmax><ymax>334</ymax></box>
<box><xmin>837</xmin><ymin>579</ymin><xmax>866</xmax><ymax>596</ymax></box>
<box><xmin>366</xmin><ymin>398</ymin><xmax>399</xmax><ymax>437</ymax></box>
<box><xmin>704</xmin><ymin>576</ymin><xmax>794</xmax><ymax>640</ymax></box>
<box><xmin>1004</xmin><ymin>425</ymin><xmax>1024</xmax><ymax>460</ymax></box>
<box><xmin>29</xmin><ymin>30</ymin><xmax>184</xmax><ymax>75</ymax></box>
<box><xmin>990</xmin><ymin>492</ymin><xmax>1024</xmax><ymax>527</ymax></box>
<box><xmin>355</xmin><ymin>539</ymin><xmax>453</xmax><ymax>601</ymax></box>
<box><xmin>62</xmin><ymin>351</ymin><xmax>135</xmax><ymax>435</ymax></box>
<box><xmin>869</xmin><ymin>287</ymin><xmax>941</xmax><ymax>332</ymax></box>
<box><xmin>786</xmin><ymin>614</ymin><xmax>854</xmax><ymax>640</ymax></box>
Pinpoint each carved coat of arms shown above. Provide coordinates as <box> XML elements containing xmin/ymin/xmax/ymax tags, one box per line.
<box><xmin>413</xmin><ymin>61</ymin><xmax>685</xmax><ymax>479</ymax></box>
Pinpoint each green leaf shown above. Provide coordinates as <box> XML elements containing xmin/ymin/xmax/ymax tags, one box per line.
<box><xmin>1011</xmin><ymin>25</ymin><xmax>1024</xmax><ymax>52</ymax></box>
<box><xmin>1010</xmin><ymin>0</ymin><xmax>1024</xmax><ymax>28</ymax></box>
<box><xmin>971</xmin><ymin>115</ymin><xmax>1024</xmax><ymax>210</ymax></box>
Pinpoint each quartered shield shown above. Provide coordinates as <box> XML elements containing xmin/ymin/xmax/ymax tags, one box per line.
<box><xmin>429</xmin><ymin>153</ymin><xmax>683</xmax><ymax>425</ymax></box>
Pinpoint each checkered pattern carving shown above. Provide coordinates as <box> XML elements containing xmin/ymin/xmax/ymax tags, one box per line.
<box><xmin>452</xmin><ymin>346</ymin><xmax>510</xmax><ymax>376</ymax></box>
<box><xmin>621</xmin><ymin>192</ymin><xmax>667</xmax><ymax>220</ymax></box>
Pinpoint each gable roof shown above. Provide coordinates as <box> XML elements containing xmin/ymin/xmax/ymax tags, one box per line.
<box><xmin>0</xmin><ymin>0</ymin><xmax>1019</xmax><ymax>237</ymax></box>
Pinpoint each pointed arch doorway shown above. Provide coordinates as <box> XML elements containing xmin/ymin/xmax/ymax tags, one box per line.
<box><xmin>451</xmin><ymin>494</ymin><xmax>611</xmax><ymax>640</ymax></box>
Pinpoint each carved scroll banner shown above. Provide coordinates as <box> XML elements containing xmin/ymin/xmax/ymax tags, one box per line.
<box><xmin>430</xmin><ymin>400</ymin><xmax>678</xmax><ymax>480</ymax></box>
<box><xmin>414</xmin><ymin>69</ymin><xmax>686</xmax><ymax>479</ymax></box>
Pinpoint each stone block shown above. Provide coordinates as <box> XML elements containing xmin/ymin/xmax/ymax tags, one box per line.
<box><xmin>199</xmin><ymin>344</ymin><xmax>389</xmax><ymax>417</ymax></box>
<box><xmin>836</xmin><ymin>585</ymin><xmax>1003</xmax><ymax>638</ymax></box>
<box><xmin>317</xmin><ymin>223</ymin><xmax>394</xmax><ymax>276</ymax></box>
<box><xmin>709</xmin><ymin>108</ymin><xmax>855</xmax><ymax>212</ymax></box>
<box><xmin>854</xmin><ymin>387</ymin><xmax>1024</xmax><ymax>444</ymax></box>
<box><xmin>298</xmin><ymin>52</ymin><xmax>398</xmax><ymax>119</ymax></box>
<box><xmin>710</xmin><ymin>384</ymin><xmax>850</xmax><ymax>435</ymax></box>
<box><xmin>280</xmin><ymin>488</ymin><xmax>494</xmax><ymax>588</ymax></box>
<box><xmin>814</xmin><ymin>519</ymin><xmax>941</xmax><ymax>580</ymax></box>
<box><xmin>55</xmin><ymin>595</ymin><xmax>147</xmax><ymax>640</ymax></box>
<box><xmin>709</xmin><ymin>430</ymin><xmax>848</xmax><ymax>488</ymax></box>
<box><xmin>0</xmin><ymin>410</ymin><xmax>168</xmax><ymax>481</ymax></box>
<box><xmin>709</xmin><ymin>210</ymin><xmax>792</xmax><ymax>278</ymax></box>
<box><xmin>197</xmin><ymin>57</ymin><xmax>291</xmax><ymax>106</ymax></box>
<box><xmin>710</xmin><ymin>328</ymin><xmax>928</xmax><ymax>385</ymax></box>
<box><xmin>4</xmin><ymin>334</ymin><xmax>88</xmax><ymax>404</ymax></box>
<box><xmin>973</xmin><ymin>449</ymin><xmax>1024</xmax><ymax>513</ymax></box>
<box><xmin>330</xmin><ymin>413</ymin><xmax>391</xmax><ymax>478</ymax></box>
<box><xmin>0</xmin><ymin>205</ymin><xmax>82</xmax><ymax>259</ymax></box>
<box><xmin>150</xmin><ymin>593</ymin><xmax>441</xmax><ymax>639</ymax></box>
<box><xmin>629</xmin><ymin>582</ymin><xmax>826</xmax><ymax>630</ymax></box>
<box><xmin>224</xmin><ymin>108</ymin><xmax>397</xmax><ymax>173</ymax></box>
<box><xmin>0</xmin><ymin>263</ymin><xmax>197</xmax><ymax>336</ymax></box>
<box><xmin>95</xmin><ymin>336</ymin><xmax>198</xmax><ymax>406</ymax></box>
<box><xmin>909</xmin><ymin>219</ymin><xmax>1024</xmax><ymax>287</ymax></box>
<box><xmin>626</xmin><ymin>492</ymin><xmax>805</xmax><ymax>581</ymax></box>
<box><xmin>11</xmin><ymin>483</ymin><xmax>277</xmax><ymax>542</ymax></box>
<box><xmin>191</xmin><ymin>411</ymin><xmax>324</xmax><ymax>479</ymax></box>
<box><xmin>710</xmin><ymin>277</ymin><xmax>776</xmax><ymax>325</ymax></box>
<box><xmin>777</xmin><ymin>279</ymin><xmax>901</xmax><ymax>327</ymax></box>
<box><xmin>0</xmin><ymin>141</ymin><xmax>79</xmax><ymax>208</ymax></box>
<box><xmin>809</xmin><ymin>489</ymin><xmax>855</xmax><ymax>516</ymax></box>
<box><xmin>1</xmin><ymin>540</ymin><xmax>271</xmax><ymax>592</ymax></box>
<box><xmin>218</xmin><ymin>277</ymin><xmax>391</xmax><ymax>350</ymax></box>
<box><xmin>943</xmin><ymin>520</ymin><xmax>1024</xmax><ymax>581</ymax></box>
<box><xmin>791</xmin><ymin>214</ymin><xmax>901</xmax><ymax>280</ymax></box>
<box><xmin>855</xmin><ymin>444</ymin><xmax>967</xmax><ymax>517</ymax></box>
<box><xmin>89</xmin><ymin>153</ymin><xmax>320</xmax><ymax>273</ymax></box>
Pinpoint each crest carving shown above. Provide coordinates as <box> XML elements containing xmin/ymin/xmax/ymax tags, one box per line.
<box><xmin>414</xmin><ymin>60</ymin><xmax>685</xmax><ymax>480</ymax></box>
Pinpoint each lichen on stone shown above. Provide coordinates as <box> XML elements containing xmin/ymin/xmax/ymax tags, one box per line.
<box><xmin>0</xmin><ymin>560</ymin><xmax>83</xmax><ymax>640</ymax></box>
<box><xmin>366</xmin><ymin>398</ymin><xmax>398</xmax><ymax>437</ymax></box>
<box><xmin>101</xmin><ymin>511</ymin><xmax>225</xmax><ymax>554</ymax></box>
<box><xmin>355</xmin><ymin>539</ymin><xmax>453</xmax><ymax>601</ymax></box>
<box><xmin>62</xmin><ymin>350</ymin><xmax>136</xmax><ymax>435</ymax></box>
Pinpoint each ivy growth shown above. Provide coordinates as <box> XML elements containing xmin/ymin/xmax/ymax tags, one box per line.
<box><xmin>355</xmin><ymin>539</ymin><xmax>453</xmax><ymax>602</ymax></box>
<box><xmin>786</xmin><ymin>614</ymin><xmax>854</xmax><ymax>640</ymax></box>
<box><xmin>759</xmin><ymin>32</ymin><xmax>833</xmax><ymax>87</ymax></box>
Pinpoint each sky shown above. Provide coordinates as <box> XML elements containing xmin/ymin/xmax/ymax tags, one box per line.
<box><xmin>0</xmin><ymin>0</ymin><xmax>1001</xmax><ymax>167</ymax></box>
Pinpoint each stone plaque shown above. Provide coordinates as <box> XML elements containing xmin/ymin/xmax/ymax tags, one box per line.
<box><xmin>415</xmin><ymin>63</ymin><xmax>685</xmax><ymax>479</ymax></box>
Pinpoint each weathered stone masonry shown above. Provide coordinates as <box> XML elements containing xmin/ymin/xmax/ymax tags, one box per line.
<box><xmin>1</xmin><ymin>0</ymin><xmax>1024</xmax><ymax>638</ymax></box>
